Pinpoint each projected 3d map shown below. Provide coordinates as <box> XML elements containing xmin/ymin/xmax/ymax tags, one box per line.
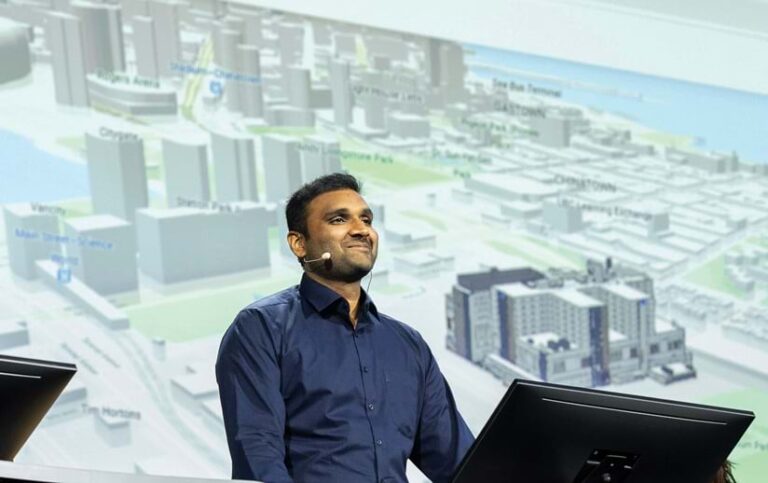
<box><xmin>0</xmin><ymin>1</ymin><xmax>767</xmax><ymax>480</ymax></box>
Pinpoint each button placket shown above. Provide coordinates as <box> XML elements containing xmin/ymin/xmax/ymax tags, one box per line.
<box><xmin>351</xmin><ymin>321</ymin><xmax>387</xmax><ymax>478</ymax></box>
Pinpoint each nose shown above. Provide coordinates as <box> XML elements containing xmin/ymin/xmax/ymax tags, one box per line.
<box><xmin>349</xmin><ymin>217</ymin><xmax>371</xmax><ymax>237</ymax></box>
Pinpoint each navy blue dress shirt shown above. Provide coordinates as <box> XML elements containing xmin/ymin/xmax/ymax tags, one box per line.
<box><xmin>216</xmin><ymin>274</ymin><xmax>474</xmax><ymax>483</ymax></box>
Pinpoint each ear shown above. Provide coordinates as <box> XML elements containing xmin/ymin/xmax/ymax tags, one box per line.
<box><xmin>287</xmin><ymin>231</ymin><xmax>306</xmax><ymax>260</ymax></box>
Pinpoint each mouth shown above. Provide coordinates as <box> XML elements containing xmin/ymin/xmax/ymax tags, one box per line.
<box><xmin>345</xmin><ymin>243</ymin><xmax>372</xmax><ymax>251</ymax></box>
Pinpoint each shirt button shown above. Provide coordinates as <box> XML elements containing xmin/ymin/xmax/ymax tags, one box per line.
<box><xmin>363</xmin><ymin>366</ymin><xmax>369</xmax><ymax>373</ymax></box>
<box><xmin>367</xmin><ymin>402</ymin><xmax>375</xmax><ymax>411</ymax></box>
<box><xmin>376</xmin><ymin>439</ymin><xmax>383</xmax><ymax>446</ymax></box>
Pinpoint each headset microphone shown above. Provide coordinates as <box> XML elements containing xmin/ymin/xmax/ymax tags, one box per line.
<box><xmin>303</xmin><ymin>252</ymin><xmax>331</xmax><ymax>264</ymax></box>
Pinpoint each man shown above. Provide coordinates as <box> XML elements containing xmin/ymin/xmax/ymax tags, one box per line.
<box><xmin>216</xmin><ymin>173</ymin><xmax>474</xmax><ymax>483</ymax></box>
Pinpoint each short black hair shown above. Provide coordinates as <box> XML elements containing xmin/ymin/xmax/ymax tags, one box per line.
<box><xmin>285</xmin><ymin>172</ymin><xmax>361</xmax><ymax>237</ymax></box>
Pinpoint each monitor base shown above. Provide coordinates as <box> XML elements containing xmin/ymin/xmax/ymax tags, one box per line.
<box><xmin>573</xmin><ymin>449</ymin><xmax>638</xmax><ymax>483</ymax></box>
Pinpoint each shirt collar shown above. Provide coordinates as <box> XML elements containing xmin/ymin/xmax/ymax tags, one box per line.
<box><xmin>299</xmin><ymin>273</ymin><xmax>379</xmax><ymax>321</ymax></box>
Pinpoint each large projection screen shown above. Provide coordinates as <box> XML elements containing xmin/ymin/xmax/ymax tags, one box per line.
<box><xmin>0</xmin><ymin>0</ymin><xmax>766</xmax><ymax>481</ymax></box>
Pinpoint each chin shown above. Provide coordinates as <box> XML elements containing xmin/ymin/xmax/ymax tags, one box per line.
<box><xmin>355</xmin><ymin>260</ymin><xmax>375</xmax><ymax>274</ymax></box>
<box><xmin>333</xmin><ymin>263</ymin><xmax>374</xmax><ymax>283</ymax></box>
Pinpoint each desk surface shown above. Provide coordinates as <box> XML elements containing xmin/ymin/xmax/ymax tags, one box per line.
<box><xmin>0</xmin><ymin>461</ymin><xmax>255</xmax><ymax>483</ymax></box>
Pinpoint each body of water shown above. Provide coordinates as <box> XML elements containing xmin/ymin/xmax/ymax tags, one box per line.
<box><xmin>0</xmin><ymin>130</ymin><xmax>89</xmax><ymax>204</ymax></box>
<box><xmin>468</xmin><ymin>45</ymin><xmax>768</xmax><ymax>163</ymax></box>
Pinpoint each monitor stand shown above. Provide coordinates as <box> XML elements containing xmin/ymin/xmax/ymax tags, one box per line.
<box><xmin>573</xmin><ymin>450</ymin><xmax>639</xmax><ymax>483</ymax></box>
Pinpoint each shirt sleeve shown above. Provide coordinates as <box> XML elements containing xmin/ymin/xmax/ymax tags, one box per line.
<box><xmin>409</xmin><ymin>343</ymin><xmax>475</xmax><ymax>483</ymax></box>
<box><xmin>216</xmin><ymin>309</ymin><xmax>294</xmax><ymax>483</ymax></box>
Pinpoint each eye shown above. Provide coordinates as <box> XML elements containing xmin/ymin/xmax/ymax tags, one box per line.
<box><xmin>330</xmin><ymin>216</ymin><xmax>345</xmax><ymax>224</ymax></box>
<box><xmin>362</xmin><ymin>217</ymin><xmax>373</xmax><ymax>225</ymax></box>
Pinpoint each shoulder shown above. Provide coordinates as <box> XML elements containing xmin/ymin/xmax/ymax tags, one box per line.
<box><xmin>234</xmin><ymin>285</ymin><xmax>300</xmax><ymax>327</ymax></box>
<box><xmin>218</xmin><ymin>285</ymin><xmax>300</xmax><ymax>353</ymax></box>
<box><xmin>246</xmin><ymin>285</ymin><xmax>301</xmax><ymax>313</ymax></box>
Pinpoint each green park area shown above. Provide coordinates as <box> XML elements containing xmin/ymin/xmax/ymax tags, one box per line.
<box><xmin>144</xmin><ymin>149</ymin><xmax>164</xmax><ymax>181</ymax></box>
<box><xmin>400</xmin><ymin>210</ymin><xmax>447</xmax><ymax>231</ymax></box>
<box><xmin>373</xmin><ymin>283</ymin><xmax>412</xmax><ymax>296</ymax></box>
<box><xmin>342</xmin><ymin>156</ymin><xmax>449</xmax><ymax>187</ymax></box>
<box><xmin>746</xmin><ymin>235</ymin><xmax>768</xmax><ymax>250</ymax></box>
<box><xmin>485</xmin><ymin>236</ymin><xmax>584</xmax><ymax>271</ymax></box>
<box><xmin>126</xmin><ymin>275</ymin><xmax>296</xmax><ymax>343</ymax></box>
<box><xmin>683</xmin><ymin>256</ymin><xmax>748</xmax><ymax>299</ymax></box>
<box><xmin>338</xmin><ymin>136</ymin><xmax>452</xmax><ymax>187</ymax></box>
<box><xmin>247</xmin><ymin>126</ymin><xmax>317</xmax><ymax>137</ymax></box>
<box><xmin>55</xmin><ymin>198</ymin><xmax>92</xmax><ymax>219</ymax></box>
<box><xmin>635</xmin><ymin>130</ymin><xmax>694</xmax><ymax>150</ymax></box>
<box><xmin>339</xmin><ymin>143</ymin><xmax>453</xmax><ymax>187</ymax></box>
<box><xmin>56</xmin><ymin>135</ymin><xmax>85</xmax><ymax>157</ymax></box>
<box><xmin>685</xmin><ymin>235</ymin><xmax>768</xmax><ymax>300</ymax></box>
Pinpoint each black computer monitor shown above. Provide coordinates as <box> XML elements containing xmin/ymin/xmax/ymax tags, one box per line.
<box><xmin>0</xmin><ymin>355</ymin><xmax>77</xmax><ymax>461</ymax></box>
<box><xmin>452</xmin><ymin>379</ymin><xmax>754</xmax><ymax>483</ymax></box>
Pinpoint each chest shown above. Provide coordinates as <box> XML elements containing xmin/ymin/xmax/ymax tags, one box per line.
<box><xmin>279</xmin><ymin>322</ymin><xmax>424</xmax><ymax>423</ymax></box>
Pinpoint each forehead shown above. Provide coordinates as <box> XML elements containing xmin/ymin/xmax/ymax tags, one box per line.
<box><xmin>307</xmin><ymin>189</ymin><xmax>370</xmax><ymax>218</ymax></box>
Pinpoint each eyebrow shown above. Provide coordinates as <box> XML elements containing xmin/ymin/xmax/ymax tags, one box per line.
<box><xmin>323</xmin><ymin>207</ymin><xmax>374</xmax><ymax>219</ymax></box>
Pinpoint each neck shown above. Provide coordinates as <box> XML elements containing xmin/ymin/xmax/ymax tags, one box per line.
<box><xmin>305</xmin><ymin>272</ymin><xmax>362</xmax><ymax>326</ymax></box>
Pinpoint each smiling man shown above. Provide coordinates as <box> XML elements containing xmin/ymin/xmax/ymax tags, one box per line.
<box><xmin>216</xmin><ymin>173</ymin><xmax>473</xmax><ymax>483</ymax></box>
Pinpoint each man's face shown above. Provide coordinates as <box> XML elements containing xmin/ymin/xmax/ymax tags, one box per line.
<box><xmin>302</xmin><ymin>189</ymin><xmax>379</xmax><ymax>283</ymax></box>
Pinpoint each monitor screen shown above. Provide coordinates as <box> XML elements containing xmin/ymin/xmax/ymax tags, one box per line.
<box><xmin>452</xmin><ymin>379</ymin><xmax>754</xmax><ymax>483</ymax></box>
<box><xmin>0</xmin><ymin>355</ymin><xmax>77</xmax><ymax>461</ymax></box>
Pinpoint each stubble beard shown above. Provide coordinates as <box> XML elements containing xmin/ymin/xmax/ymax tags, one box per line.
<box><xmin>316</xmin><ymin>251</ymin><xmax>376</xmax><ymax>284</ymax></box>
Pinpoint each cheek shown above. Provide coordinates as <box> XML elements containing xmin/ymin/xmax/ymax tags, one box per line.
<box><xmin>313</xmin><ymin>225</ymin><xmax>340</xmax><ymax>241</ymax></box>
<box><xmin>372</xmin><ymin>236</ymin><xmax>380</xmax><ymax>254</ymax></box>
<box><xmin>324</xmin><ymin>229</ymin><xmax>347</xmax><ymax>248</ymax></box>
